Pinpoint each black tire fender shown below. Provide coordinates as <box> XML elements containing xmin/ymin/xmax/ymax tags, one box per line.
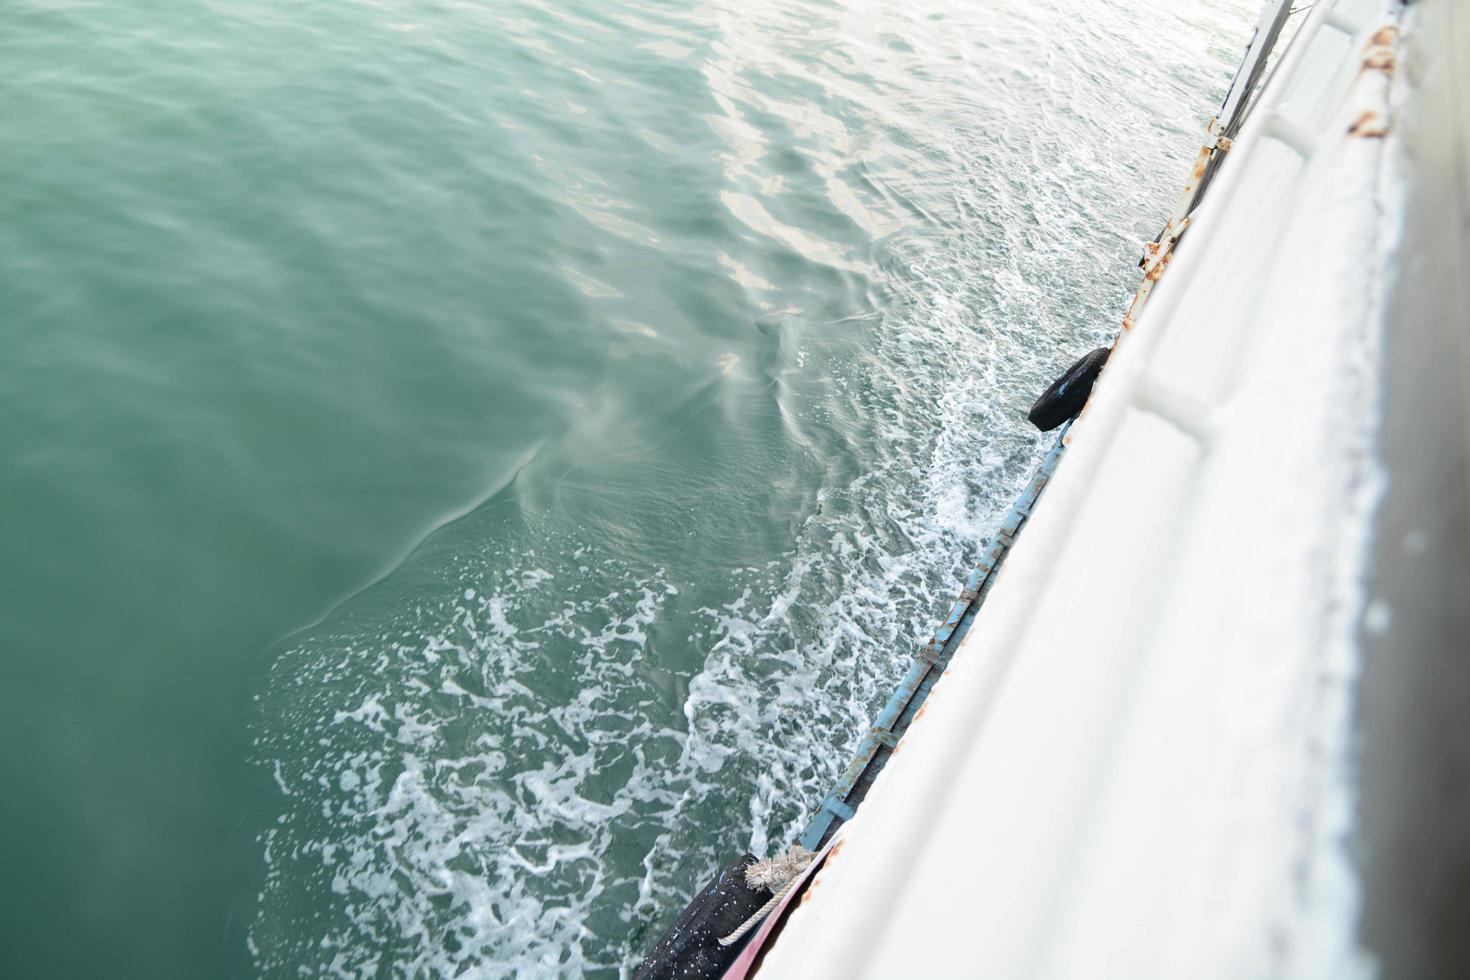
<box><xmin>1028</xmin><ymin>347</ymin><xmax>1111</xmax><ymax>431</ymax></box>
<box><xmin>635</xmin><ymin>854</ymin><xmax>767</xmax><ymax>979</ymax></box>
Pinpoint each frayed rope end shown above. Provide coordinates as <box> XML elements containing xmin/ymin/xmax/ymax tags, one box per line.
<box><xmin>744</xmin><ymin>845</ymin><xmax>815</xmax><ymax>893</ymax></box>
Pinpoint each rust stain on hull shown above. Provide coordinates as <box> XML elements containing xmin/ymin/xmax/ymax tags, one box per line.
<box><xmin>1362</xmin><ymin>25</ymin><xmax>1398</xmax><ymax>74</ymax></box>
<box><xmin>800</xmin><ymin>841</ymin><xmax>845</xmax><ymax>906</ymax></box>
<box><xmin>1348</xmin><ymin>110</ymin><xmax>1390</xmax><ymax>138</ymax></box>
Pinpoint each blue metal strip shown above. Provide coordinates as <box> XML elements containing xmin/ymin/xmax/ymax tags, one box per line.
<box><xmin>798</xmin><ymin>424</ymin><xmax>1071</xmax><ymax>852</ymax></box>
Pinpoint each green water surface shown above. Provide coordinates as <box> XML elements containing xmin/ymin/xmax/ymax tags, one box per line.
<box><xmin>0</xmin><ymin>0</ymin><xmax>1250</xmax><ymax>975</ymax></box>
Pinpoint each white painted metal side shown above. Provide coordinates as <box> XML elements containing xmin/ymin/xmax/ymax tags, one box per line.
<box><xmin>755</xmin><ymin>0</ymin><xmax>1411</xmax><ymax>976</ymax></box>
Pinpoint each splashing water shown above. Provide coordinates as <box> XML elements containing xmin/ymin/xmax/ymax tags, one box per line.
<box><xmin>242</xmin><ymin>2</ymin><xmax>1253</xmax><ymax>975</ymax></box>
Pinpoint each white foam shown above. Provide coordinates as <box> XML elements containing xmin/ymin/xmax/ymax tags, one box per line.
<box><xmin>248</xmin><ymin>0</ymin><xmax>1255</xmax><ymax>975</ymax></box>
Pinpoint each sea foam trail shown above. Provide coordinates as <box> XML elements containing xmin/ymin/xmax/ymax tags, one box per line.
<box><xmin>248</xmin><ymin>0</ymin><xmax>1250</xmax><ymax>976</ymax></box>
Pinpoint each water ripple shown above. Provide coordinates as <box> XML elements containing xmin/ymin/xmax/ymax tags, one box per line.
<box><xmin>0</xmin><ymin>0</ymin><xmax>1252</xmax><ymax>975</ymax></box>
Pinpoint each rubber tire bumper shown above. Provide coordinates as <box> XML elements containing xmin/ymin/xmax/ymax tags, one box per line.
<box><xmin>1028</xmin><ymin>347</ymin><xmax>1110</xmax><ymax>431</ymax></box>
<box><xmin>635</xmin><ymin>854</ymin><xmax>767</xmax><ymax>980</ymax></box>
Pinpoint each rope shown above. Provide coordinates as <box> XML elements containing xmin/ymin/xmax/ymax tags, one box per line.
<box><xmin>717</xmin><ymin>874</ymin><xmax>803</xmax><ymax>948</ymax></box>
<box><xmin>717</xmin><ymin>846</ymin><xmax>816</xmax><ymax>948</ymax></box>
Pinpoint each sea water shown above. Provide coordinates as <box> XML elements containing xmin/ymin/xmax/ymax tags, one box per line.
<box><xmin>0</xmin><ymin>0</ymin><xmax>1251</xmax><ymax>975</ymax></box>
